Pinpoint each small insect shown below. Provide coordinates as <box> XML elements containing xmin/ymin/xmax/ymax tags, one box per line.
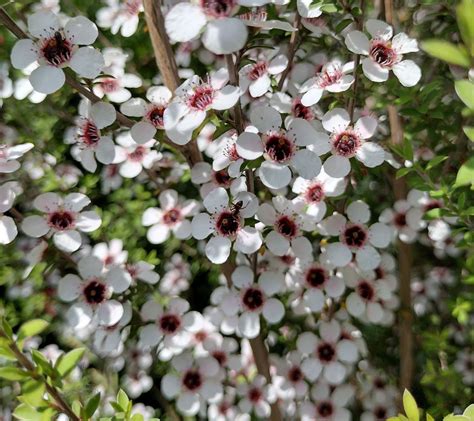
<box><xmin>229</xmin><ymin>200</ymin><xmax>245</xmax><ymax>216</ymax></box>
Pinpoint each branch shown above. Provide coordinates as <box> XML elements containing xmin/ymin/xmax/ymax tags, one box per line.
<box><xmin>277</xmin><ymin>13</ymin><xmax>301</xmax><ymax>91</ymax></box>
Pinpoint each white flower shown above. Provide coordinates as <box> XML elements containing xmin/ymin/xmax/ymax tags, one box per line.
<box><xmin>160</xmin><ymin>254</ymin><xmax>191</xmax><ymax>295</ymax></box>
<box><xmin>96</xmin><ymin>0</ymin><xmax>143</xmax><ymax>37</ymax></box>
<box><xmin>0</xmin><ymin>63</ymin><xmax>13</xmax><ymax>101</ymax></box>
<box><xmin>164</xmin><ymin>70</ymin><xmax>241</xmax><ymax>145</ymax></box>
<box><xmin>300</xmin><ymin>382</ymin><xmax>354</xmax><ymax>421</ymax></box>
<box><xmin>21</xmin><ymin>192</ymin><xmax>101</xmax><ymax>252</ymax></box>
<box><xmin>211</xmin><ymin>130</ymin><xmax>245</xmax><ymax>178</ymax></box>
<box><xmin>237</xmin><ymin>375</ymin><xmax>277</xmax><ymax>418</ymax></box>
<box><xmin>236</xmin><ymin>106</ymin><xmax>328</xmax><ymax>189</ymax></box>
<box><xmin>66</xmin><ymin>100</ymin><xmax>117</xmax><ymax>172</ymax></box>
<box><xmin>273</xmin><ymin>351</ymin><xmax>308</xmax><ymax>399</ymax></box>
<box><xmin>257</xmin><ymin>196</ymin><xmax>314</xmax><ymax>257</ymax></box>
<box><xmin>379</xmin><ymin>199</ymin><xmax>425</xmax><ymax>243</ymax></box>
<box><xmin>92</xmin><ymin>238</ymin><xmax>128</xmax><ymax>269</ymax></box>
<box><xmin>319</xmin><ymin>201</ymin><xmax>391</xmax><ymax>270</ymax></box>
<box><xmin>239</xmin><ymin>51</ymin><xmax>288</xmax><ymax>98</ymax></box>
<box><xmin>319</xmin><ymin>108</ymin><xmax>384</xmax><ymax>177</ymax></box>
<box><xmin>297</xmin><ymin>320</ymin><xmax>359</xmax><ymax>384</ymax></box>
<box><xmin>13</xmin><ymin>63</ymin><xmax>47</xmax><ymax>103</ymax></box>
<box><xmin>191</xmin><ymin>187</ymin><xmax>262</xmax><ymax>264</ymax></box>
<box><xmin>165</xmin><ymin>1</ymin><xmax>248</xmax><ymax>54</ymax></box>
<box><xmin>0</xmin><ymin>142</ymin><xmax>34</xmax><ymax>173</ymax></box>
<box><xmin>345</xmin><ymin>19</ymin><xmax>421</xmax><ymax>87</ymax></box>
<box><xmin>161</xmin><ymin>352</ymin><xmax>223</xmax><ymax>416</ymax></box>
<box><xmin>58</xmin><ymin>255</ymin><xmax>131</xmax><ymax>328</ymax></box>
<box><xmin>126</xmin><ymin>261</ymin><xmax>160</xmax><ymax>285</ymax></box>
<box><xmin>299</xmin><ymin>59</ymin><xmax>354</xmax><ymax>106</ymax></box>
<box><xmin>292</xmin><ymin>169</ymin><xmax>347</xmax><ymax>222</ymax></box>
<box><xmin>0</xmin><ymin>182</ymin><xmax>21</xmax><ymax>245</ymax></box>
<box><xmin>114</xmin><ymin>132</ymin><xmax>160</xmax><ymax>178</ymax></box>
<box><xmin>93</xmin><ymin>72</ymin><xmax>142</xmax><ymax>103</ymax></box>
<box><xmin>121</xmin><ymin>86</ymin><xmax>172</xmax><ymax>143</ymax></box>
<box><xmin>142</xmin><ymin>189</ymin><xmax>199</xmax><ymax>244</ymax></box>
<box><xmin>10</xmin><ymin>11</ymin><xmax>103</xmax><ymax>94</ymax></box>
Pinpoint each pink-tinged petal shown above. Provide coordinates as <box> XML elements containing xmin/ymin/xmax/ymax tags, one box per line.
<box><xmin>202</xmin><ymin>18</ymin><xmax>248</xmax><ymax>55</ymax></box>
<box><xmin>28</xmin><ymin>11</ymin><xmax>60</xmax><ymax>37</ymax></box>
<box><xmin>355</xmin><ymin>116</ymin><xmax>377</xmax><ymax>139</ymax></box>
<box><xmin>0</xmin><ymin>161</ymin><xmax>20</xmax><ymax>173</ymax></box>
<box><xmin>369</xmin><ymin>222</ymin><xmax>392</xmax><ymax>248</ymax></box>
<box><xmin>75</xmin><ymin>211</ymin><xmax>101</xmax><ymax>232</ymax></box>
<box><xmin>147</xmin><ymin>223</ymin><xmax>170</xmax><ymax>244</ymax></box>
<box><xmin>120</xmin><ymin>161</ymin><xmax>142</xmax><ymax>178</ymax></box>
<box><xmin>203</xmin><ymin>187</ymin><xmax>228</xmax><ymax>213</ymax></box>
<box><xmin>324</xmin><ymin>361</ymin><xmax>346</xmax><ymax>384</ymax></box>
<box><xmin>96</xmin><ymin>137</ymin><xmax>116</xmax><ymax>164</ymax></box>
<box><xmin>58</xmin><ymin>274</ymin><xmax>82</xmax><ymax>302</ymax></box>
<box><xmin>205</xmin><ymin>235</ymin><xmax>231</xmax><ymax>264</ymax></box>
<box><xmin>296</xmin><ymin>331</ymin><xmax>317</xmax><ymax>354</ymax></box>
<box><xmin>257</xmin><ymin>203</ymin><xmax>277</xmax><ymax>225</ymax></box>
<box><xmin>236</xmin><ymin>226</ymin><xmax>262</xmax><ymax>254</ymax></box>
<box><xmin>392</xmin><ymin>32</ymin><xmax>419</xmax><ymax>54</ymax></box>
<box><xmin>201</xmin><ymin>379</ymin><xmax>223</xmax><ymax>401</ymax></box>
<box><xmin>53</xmin><ymin>230</ymin><xmax>82</xmax><ymax>252</ymax></box>
<box><xmin>165</xmin><ymin>3</ymin><xmax>206</xmax><ymax>43</ymax></box>
<box><xmin>367</xmin><ymin>302</ymin><xmax>384</xmax><ymax>322</ymax></box>
<box><xmin>301</xmin><ymin>88</ymin><xmax>323</xmax><ymax>106</ymax></box>
<box><xmin>78</xmin><ymin>255</ymin><xmax>103</xmax><ymax>278</ymax></box>
<box><xmin>356</xmin><ymin>245</ymin><xmax>381</xmax><ymax>270</ymax></box>
<box><xmin>259</xmin><ymin>161</ymin><xmax>291</xmax><ymax>189</ymax></box>
<box><xmin>11</xmin><ymin>39</ymin><xmax>37</xmax><ymax>70</ymax></box>
<box><xmin>21</xmin><ymin>215</ymin><xmax>49</xmax><ymax>237</ymax></box>
<box><xmin>318</xmin><ymin>213</ymin><xmax>346</xmax><ymax>236</ymax></box>
<box><xmin>34</xmin><ymin>192</ymin><xmax>62</xmax><ymax>212</ymax></box>
<box><xmin>308</xmin><ymin>132</ymin><xmax>332</xmax><ymax>156</ymax></box>
<box><xmin>322</xmin><ymin>108</ymin><xmax>350</xmax><ymax>133</ymax></box>
<box><xmin>97</xmin><ymin>299</ymin><xmax>124</xmax><ymax>326</ymax></box>
<box><xmin>292</xmin><ymin>236</ymin><xmax>313</xmax><ymax>259</ymax></box>
<box><xmin>232</xmin><ymin>266</ymin><xmax>253</xmax><ymax>288</ymax></box>
<box><xmin>80</xmin><ymin>149</ymin><xmax>97</xmax><ymax>173</ymax></box>
<box><xmin>266</xmin><ymin>230</ymin><xmax>290</xmax><ymax>256</ymax></box>
<box><xmin>250</xmin><ymin>106</ymin><xmax>282</xmax><ymax>132</ymax></box>
<box><xmin>288</xmin><ymin>118</ymin><xmax>318</xmax><ymax>147</ymax></box>
<box><xmin>0</xmin><ymin>216</ymin><xmax>17</xmax><ymax>244</ymax></box>
<box><xmin>69</xmin><ymin>47</ymin><xmax>104</xmax><ymax>79</ymax></box>
<box><xmin>325</xmin><ymin>243</ymin><xmax>352</xmax><ymax>267</ymax></box>
<box><xmin>356</xmin><ymin>142</ymin><xmax>385</xmax><ymax>168</ymax></box>
<box><xmin>140</xmin><ymin>300</ymin><xmax>163</xmax><ymax>321</ymax></box>
<box><xmin>106</xmin><ymin>267</ymin><xmax>132</xmax><ymax>293</ymax></box>
<box><xmin>30</xmin><ymin>65</ymin><xmax>65</xmax><ymax>94</ymax></box>
<box><xmin>263</xmin><ymin>298</ymin><xmax>284</xmax><ymax>323</ymax></box>
<box><xmin>66</xmin><ymin>302</ymin><xmax>93</xmax><ymax>328</ymax></box>
<box><xmin>291</xmin><ymin>149</ymin><xmax>321</xmax><ymax>179</ymax></box>
<box><xmin>304</xmin><ymin>289</ymin><xmax>325</xmax><ymax>312</ymax></box>
<box><xmin>64</xmin><ymin>192</ymin><xmax>90</xmax><ymax>212</ymax></box>
<box><xmin>212</xmin><ymin>85</ymin><xmax>240</xmax><ymax>110</ymax></box>
<box><xmin>142</xmin><ymin>207</ymin><xmax>162</xmax><ymax>226</ymax></box>
<box><xmin>393</xmin><ymin>60</ymin><xmax>422</xmax><ymax>87</ymax></box>
<box><xmin>268</xmin><ymin>54</ymin><xmax>288</xmax><ymax>75</ymax></box>
<box><xmin>176</xmin><ymin>392</ymin><xmax>200</xmax><ymax>417</ymax></box>
<box><xmin>347</xmin><ymin>200</ymin><xmax>370</xmax><ymax>224</ymax></box>
<box><xmin>320</xmin><ymin>319</ymin><xmax>341</xmax><ymax>342</ymax></box>
<box><xmin>192</xmin><ymin>213</ymin><xmax>213</xmax><ymax>239</ymax></box>
<box><xmin>161</xmin><ymin>373</ymin><xmax>181</xmax><ymax>399</ymax></box>
<box><xmin>259</xmin><ymin>271</ymin><xmax>284</xmax><ymax>295</ymax></box>
<box><xmin>91</xmin><ymin>101</ymin><xmax>116</xmax><ymax>128</ymax></box>
<box><xmin>238</xmin><ymin>312</ymin><xmax>260</xmax><ymax>339</ymax></box>
<box><xmin>131</xmin><ymin>121</ymin><xmax>156</xmax><ymax>144</ymax></box>
<box><xmin>65</xmin><ymin>16</ymin><xmax>98</xmax><ymax>45</ymax></box>
<box><xmin>346</xmin><ymin>293</ymin><xmax>365</xmax><ymax>316</ymax></box>
<box><xmin>120</xmin><ymin>98</ymin><xmax>147</xmax><ymax>117</ymax></box>
<box><xmin>365</xmin><ymin>19</ymin><xmax>393</xmax><ymax>40</ymax></box>
<box><xmin>345</xmin><ymin>30</ymin><xmax>370</xmax><ymax>54</ymax></box>
<box><xmin>361</xmin><ymin>57</ymin><xmax>389</xmax><ymax>82</ymax></box>
<box><xmin>297</xmin><ymin>0</ymin><xmax>322</xmax><ymax>18</ymax></box>
<box><xmin>147</xmin><ymin>86</ymin><xmax>172</xmax><ymax>103</ymax></box>
<box><xmin>323</xmin><ymin>155</ymin><xmax>351</xmax><ymax>178</ymax></box>
<box><xmin>173</xmin><ymin>220</ymin><xmax>192</xmax><ymax>239</ymax></box>
<box><xmin>336</xmin><ymin>339</ymin><xmax>358</xmax><ymax>363</ymax></box>
<box><xmin>301</xmin><ymin>358</ymin><xmax>322</xmax><ymax>381</ymax></box>
<box><xmin>236</xmin><ymin>132</ymin><xmax>263</xmax><ymax>160</ymax></box>
<box><xmin>249</xmin><ymin>74</ymin><xmax>271</xmax><ymax>98</ymax></box>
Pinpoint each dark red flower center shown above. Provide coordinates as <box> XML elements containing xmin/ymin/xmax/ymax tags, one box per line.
<box><xmin>333</xmin><ymin>130</ymin><xmax>360</xmax><ymax>157</ymax></box>
<box><xmin>242</xmin><ymin>287</ymin><xmax>265</xmax><ymax>311</ymax></box>
<box><xmin>216</xmin><ymin>211</ymin><xmax>240</xmax><ymax>237</ymax></box>
<box><xmin>305</xmin><ymin>183</ymin><xmax>325</xmax><ymax>203</ymax></box>
<box><xmin>369</xmin><ymin>40</ymin><xmax>397</xmax><ymax>68</ymax></box>
<box><xmin>159</xmin><ymin>314</ymin><xmax>181</xmax><ymax>334</ymax></box>
<box><xmin>212</xmin><ymin>351</ymin><xmax>227</xmax><ymax>366</ymax></box>
<box><xmin>48</xmin><ymin>210</ymin><xmax>75</xmax><ymax>231</ymax></box>
<box><xmin>182</xmin><ymin>369</ymin><xmax>202</xmax><ymax>391</ymax></box>
<box><xmin>317</xmin><ymin>401</ymin><xmax>334</xmax><ymax>417</ymax></box>
<box><xmin>275</xmin><ymin>215</ymin><xmax>298</xmax><ymax>239</ymax></box>
<box><xmin>100</xmin><ymin>78</ymin><xmax>120</xmax><ymax>93</ymax></box>
<box><xmin>248</xmin><ymin>387</ymin><xmax>262</xmax><ymax>402</ymax></box>
<box><xmin>78</xmin><ymin>119</ymin><xmax>100</xmax><ymax>147</ymax></box>
<box><xmin>317</xmin><ymin>66</ymin><xmax>342</xmax><ymax>88</ymax></box>
<box><xmin>146</xmin><ymin>105</ymin><xmax>166</xmax><ymax>128</ymax></box>
<box><xmin>343</xmin><ymin>224</ymin><xmax>367</xmax><ymax>248</ymax></box>
<box><xmin>305</xmin><ymin>266</ymin><xmax>328</xmax><ymax>288</ymax></box>
<box><xmin>394</xmin><ymin>212</ymin><xmax>407</xmax><ymax>227</ymax></box>
<box><xmin>264</xmin><ymin>133</ymin><xmax>295</xmax><ymax>163</ymax></box>
<box><xmin>125</xmin><ymin>0</ymin><xmax>141</xmax><ymax>15</ymax></box>
<box><xmin>357</xmin><ymin>280</ymin><xmax>375</xmax><ymax>301</ymax></box>
<box><xmin>201</xmin><ymin>0</ymin><xmax>235</xmax><ymax>18</ymax></box>
<box><xmin>129</xmin><ymin>146</ymin><xmax>146</xmax><ymax>162</ymax></box>
<box><xmin>163</xmin><ymin>208</ymin><xmax>182</xmax><ymax>225</ymax></box>
<box><xmin>292</xmin><ymin>99</ymin><xmax>314</xmax><ymax>121</ymax></box>
<box><xmin>374</xmin><ymin>406</ymin><xmax>387</xmax><ymax>419</ymax></box>
<box><xmin>248</xmin><ymin>61</ymin><xmax>268</xmax><ymax>81</ymax></box>
<box><xmin>188</xmin><ymin>85</ymin><xmax>214</xmax><ymax>111</ymax></box>
<box><xmin>83</xmin><ymin>279</ymin><xmax>107</xmax><ymax>305</ymax></box>
<box><xmin>288</xmin><ymin>366</ymin><xmax>303</xmax><ymax>382</ymax></box>
<box><xmin>212</xmin><ymin>169</ymin><xmax>232</xmax><ymax>187</ymax></box>
<box><xmin>41</xmin><ymin>31</ymin><xmax>72</xmax><ymax>66</ymax></box>
<box><xmin>317</xmin><ymin>342</ymin><xmax>335</xmax><ymax>362</ymax></box>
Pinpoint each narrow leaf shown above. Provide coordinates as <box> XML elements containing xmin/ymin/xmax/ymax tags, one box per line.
<box><xmin>403</xmin><ymin>389</ymin><xmax>419</xmax><ymax>421</ymax></box>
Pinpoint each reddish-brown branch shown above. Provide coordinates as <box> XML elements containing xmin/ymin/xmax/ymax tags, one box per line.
<box><xmin>277</xmin><ymin>13</ymin><xmax>301</xmax><ymax>91</ymax></box>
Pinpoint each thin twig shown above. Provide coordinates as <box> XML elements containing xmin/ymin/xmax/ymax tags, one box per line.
<box><xmin>277</xmin><ymin>13</ymin><xmax>302</xmax><ymax>91</ymax></box>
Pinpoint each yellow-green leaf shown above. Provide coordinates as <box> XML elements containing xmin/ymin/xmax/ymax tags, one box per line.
<box><xmin>12</xmin><ymin>404</ymin><xmax>39</xmax><ymax>421</ymax></box>
<box><xmin>21</xmin><ymin>380</ymin><xmax>46</xmax><ymax>407</ymax></box>
<box><xmin>457</xmin><ymin>0</ymin><xmax>474</xmax><ymax>55</ymax></box>
<box><xmin>464</xmin><ymin>404</ymin><xmax>474</xmax><ymax>419</ymax></box>
<box><xmin>0</xmin><ymin>366</ymin><xmax>29</xmax><ymax>381</ymax></box>
<box><xmin>18</xmin><ymin>320</ymin><xmax>49</xmax><ymax>340</ymax></box>
<box><xmin>463</xmin><ymin>126</ymin><xmax>474</xmax><ymax>141</ymax></box>
<box><xmin>455</xmin><ymin>80</ymin><xmax>474</xmax><ymax>109</ymax></box>
<box><xmin>455</xmin><ymin>156</ymin><xmax>474</xmax><ymax>187</ymax></box>
<box><xmin>403</xmin><ymin>389</ymin><xmax>419</xmax><ymax>421</ymax></box>
<box><xmin>427</xmin><ymin>414</ymin><xmax>435</xmax><ymax>421</ymax></box>
<box><xmin>421</xmin><ymin>40</ymin><xmax>471</xmax><ymax>67</ymax></box>
<box><xmin>55</xmin><ymin>347</ymin><xmax>85</xmax><ymax>377</ymax></box>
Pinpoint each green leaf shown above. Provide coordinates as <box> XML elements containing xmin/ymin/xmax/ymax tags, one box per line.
<box><xmin>455</xmin><ymin>80</ymin><xmax>474</xmax><ymax>109</ymax></box>
<box><xmin>463</xmin><ymin>404</ymin><xmax>474</xmax><ymax>419</ymax></box>
<box><xmin>18</xmin><ymin>320</ymin><xmax>49</xmax><ymax>340</ymax></box>
<box><xmin>457</xmin><ymin>0</ymin><xmax>474</xmax><ymax>55</ymax></box>
<box><xmin>21</xmin><ymin>380</ymin><xmax>46</xmax><ymax>407</ymax></box>
<box><xmin>455</xmin><ymin>156</ymin><xmax>474</xmax><ymax>187</ymax></box>
<box><xmin>425</xmin><ymin>208</ymin><xmax>442</xmax><ymax>219</ymax></box>
<box><xmin>31</xmin><ymin>349</ymin><xmax>56</xmax><ymax>378</ymax></box>
<box><xmin>116</xmin><ymin>389</ymin><xmax>130</xmax><ymax>411</ymax></box>
<box><xmin>427</xmin><ymin>414</ymin><xmax>435</xmax><ymax>421</ymax></box>
<box><xmin>421</xmin><ymin>40</ymin><xmax>471</xmax><ymax>67</ymax></box>
<box><xmin>12</xmin><ymin>404</ymin><xmax>40</xmax><ymax>421</ymax></box>
<box><xmin>396</xmin><ymin>167</ymin><xmax>413</xmax><ymax>178</ymax></box>
<box><xmin>463</xmin><ymin>126</ymin><xmax>474</xmax><ymax>141</ymax></box>
<box><xmin>403</xmin><ymin>389</ymin><xmax>419</xmax><ymax>421</ymax></box>
<box><xmin>2</xmin><ymin>318</ymin><xmax>13</xmax><ymax>339</ymax></box>
<box><xmin>426</xmin><ymin>155</ymin><xmax>448</xmax><ymax>170</ymax></box>
<box><xmin>0</xmin><ymin>366</ymin><xmax>29</xmax><ymax>381</ymax></box>
<box><xmin>131</xmin><ymin>415</ymin><xmax>144</xmax><ymax>421</ymax></box>
<box><xmin>55</xmin><ymin>347</ymin><xmax>85</xmax><ymax>377</ymax></box>
<box><xmin>85</xmin><ymin>392</ymin><xmax>101</xmax><ymax>418</ymax></box>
